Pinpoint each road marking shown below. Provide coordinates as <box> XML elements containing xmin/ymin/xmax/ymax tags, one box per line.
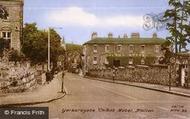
<box><xmin>94</xmin><ymin>84</ymin><xmax>138</xmax><ymax>101</ymax></box>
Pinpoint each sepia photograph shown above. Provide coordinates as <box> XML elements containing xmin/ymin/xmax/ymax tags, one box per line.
<box><xmin>0</xmin><ymin>0</ymin><xmax>190</xmax><ymax>119</ymax></box>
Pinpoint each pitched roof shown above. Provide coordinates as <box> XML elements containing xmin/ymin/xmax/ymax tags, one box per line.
<box><xmin>84</xmin><ymin>37</ymin><xmax>166</xmax><ymax>45</ymax></box>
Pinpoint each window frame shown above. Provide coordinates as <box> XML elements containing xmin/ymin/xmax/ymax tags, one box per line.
<box><xmin>105</xmin><ymin>45</ymin><xmax>110</xmax><ymax>52</ymax></box>
<box><xmin>93</xmin><ymin>45</ymin><xmax>98</xmax><ymax>53</ymax></box>
<box><xmin>155</xmin><ymin>45</ymin><xmax>160</xmax><ymax>53</ymax></box>
<box><xmin>93</xmin><ymin>56</ymin><xmax>98</xmax><ymax>65</ymax></box>
<box><xmin>129</xmin><ymin>45</ymin><xmax>134</xmax><ymax>54</ymax></box>
<box><xmin>117</xmin><ymin>45</ymin><xmax>122</xmax><ymax>52</ymax></box>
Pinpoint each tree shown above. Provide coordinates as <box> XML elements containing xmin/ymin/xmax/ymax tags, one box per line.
<box><xmin>8</xmin><ymin>48</ymin><xmax>23</xmax><ymax>63</ymax></box>
<box><xmin>160</xmin><ymin>40</ymin><xmax>174</xmax><ymax>64</ymax></box>
<box><xmin>65</xmin><ymin>44</ymin><xmax>82</xmax><ymax>70</ymax></box>
<box><xmin>49</xmin><ymin>29</ymin><xmax>65</xmax><ymax>73</ymax></box>
<box><xmin>22</xmin><ymin>23</ymin><xmax>65</xmax><ymax>72</ymax></box>
<box><xmin>0</xmin><ymin>5</ymin><xmax>9</xmax><ymax>19</ymax></box>
<box><xmin>22</xmin><ymin>23</ymin><xmax>47</xmax><ymax>64</ymax></box>
<box><xmin>164</xmin><ymin>0</ymin><xmax>190</xmax><ymax>53</ymax></box>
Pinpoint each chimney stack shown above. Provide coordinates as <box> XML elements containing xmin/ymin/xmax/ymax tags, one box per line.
<box><xmin>108</xmin><ymin>32</ymin><xmax>113</xmax><ymax>38</ymax></box>
<box><xmin>131</xmin><ymin>32</ymin><xmax>140</xmax><ymax>38</ymax></box>
<box><xmin>91</xmin><ymin>32</ymin><xmax>98</xmax><ymax>39</ymax></box>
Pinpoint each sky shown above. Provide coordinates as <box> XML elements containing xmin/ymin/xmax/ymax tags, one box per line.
<box><xmin>24</xmin><ymin>0</ymin><xmax>170</xmax><ymax>44</ymax></box>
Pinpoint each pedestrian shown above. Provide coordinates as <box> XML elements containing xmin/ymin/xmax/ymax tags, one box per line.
<box><xmin>112</xmin><ymin>67</ymin><xmax>116</xmax><ymax>83</ymax></box>
<box><xmin>46</xmin><ymin>71</ymin><xmax>52</xmax><ymax>83</ymax></box>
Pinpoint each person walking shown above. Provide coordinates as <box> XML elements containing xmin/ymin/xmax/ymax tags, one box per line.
<box><xmin>112</xmin><ymin>67</ymin><xmax>116</xmax><ymax>83</ymax></box>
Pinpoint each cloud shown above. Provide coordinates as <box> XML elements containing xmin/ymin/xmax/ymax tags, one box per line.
<box><xmin>47</xmin><ymin>7</ymin><xmax>143</xmax><ymax>28</ymax></box>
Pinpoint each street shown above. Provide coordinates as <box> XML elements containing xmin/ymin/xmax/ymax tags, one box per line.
<box><xmin>34</xmin><ymin>73</ymin><xmax>190</xmax><ymax>119</ymax></box>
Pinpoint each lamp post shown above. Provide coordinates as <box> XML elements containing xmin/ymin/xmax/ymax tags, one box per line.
<box><xmin>47</xmin><ymin>27</ymin><xmax>63</xmax><ymax>71</ymax></box>
<box><xmin>48</xmin><ymin>28</ymin><xmax>51</xmax><ymax>71</ymax></box>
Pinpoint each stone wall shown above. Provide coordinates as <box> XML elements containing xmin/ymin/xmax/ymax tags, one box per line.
<box><xmin>0</xmin><ymin>73</ymin><xmax>37</xmax><ymax>93</ymax></box>
<box><xmin>87</xmin><ymin>65</ymin><xmax>176</xmax><ymax>86</ymax></box>
<box><xmin>0</xmin><ymin>61</ymin><xmax>39</xmax><ymax>93</ymax></box>
<box><xmin>0</xmin><ymin>0</ymin><xmax>23</xmax><ymax>51</ymax></box>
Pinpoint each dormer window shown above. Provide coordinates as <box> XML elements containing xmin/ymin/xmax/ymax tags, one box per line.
<box><xmin>93</xmin><ymin>45</ymin><xmax>97</xmax><ymax>53</ymax></box>
<box><xmin>129</xmin><ymin>57</ymin><xmax>133</xmax><ymax>65</ymax></box>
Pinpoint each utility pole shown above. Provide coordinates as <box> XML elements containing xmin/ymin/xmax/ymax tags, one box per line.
<box><xmin>48</xmin><ymin>28</ymin><xmax>51</xmax><ymax>71</ymax></box>
<box><xmin>169</xmin><ymin>65</ymin><xmax>171</xmax><ymax>91</ymax></box>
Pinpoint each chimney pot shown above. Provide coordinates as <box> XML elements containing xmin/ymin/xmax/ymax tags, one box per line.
<box><xmin>131</xmin><ymin>32</ymin><xmax>140</xmax><ymax>38</ymax></box>
<box><xmin>91</xmin><ymin>32</ymin><xmax>98</xmax><ymax>39</ymax></box>
<box><xmin>108</xmin><ymin>32</ymin><xmax>113</xmax><ymax>38</ymax></box>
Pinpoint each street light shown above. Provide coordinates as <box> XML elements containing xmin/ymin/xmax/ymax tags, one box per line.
<box><xmin>47</xmin><ymin>27</ymin><xmax>66</xmax><ymax>94</ymax></box>
<box><xmin>47</xmin><ymin>27</ymin><xmax>63</xmax><ymax>71</ymax></box>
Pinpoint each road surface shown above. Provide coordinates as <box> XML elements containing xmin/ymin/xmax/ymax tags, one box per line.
<box><xmin>33</xmin><ymin>73</ymin><xmax>190</xmax><ymax>119</ymax></box>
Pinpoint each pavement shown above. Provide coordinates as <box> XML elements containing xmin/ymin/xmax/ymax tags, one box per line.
<box><xmin>86</xmin><ymin>76</ymin><xmax>190</xmax><ymax>98</ymax></box>
<box><xmin>0</xmin><ymin>72</ymin><xmax>66</xmax><ymax>107</ymax></box>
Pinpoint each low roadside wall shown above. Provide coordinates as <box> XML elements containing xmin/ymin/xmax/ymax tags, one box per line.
<box><xmin>0</xmin><ymin>73</ymin><xmax>37</xmax><ymax>93</ymax></box>
<box><xmin>87</xmin><ymin>65</ymin><xmax>177</xmax><ymax>86</ymax></box>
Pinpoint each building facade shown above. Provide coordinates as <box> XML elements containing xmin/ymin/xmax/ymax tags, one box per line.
<box><xmin>0</xmin><ymin>0</ymin><xmax>23</xmax><ymax>52</ymax></box>
<box><xmin>83</xmin><ymin>32</ymin><xmax>166</xmax><ymax>71</ymax></box>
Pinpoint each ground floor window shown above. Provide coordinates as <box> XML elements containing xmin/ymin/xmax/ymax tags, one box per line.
<box><xmin>1</xmin><ymin>31</ymin><xmax>11</xmax><ymax>49</ymax></box>
<box><xmin>141</xmin><ymin>58</ymin><xmax>145</xmax><ymax>65</ymax></box>
<box><xmin>93</xmin><ymin>57</ymin><xmax>97</xmax><ymax>65</ymax></box>
<box><xmin>129</xmin><ymin>58</ymin><xmax>133</xmax><ymax>65</ymax></box>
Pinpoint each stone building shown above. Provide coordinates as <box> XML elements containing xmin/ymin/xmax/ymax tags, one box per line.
<box><xmin>0</xmin><ymin>0</ymin><xmax>23</xmax><ymax>52</ymax></box>
<box><xmin>83</xmin><ymin>32</ymin><xmax>166</xmax><ymax>71</ymax></box>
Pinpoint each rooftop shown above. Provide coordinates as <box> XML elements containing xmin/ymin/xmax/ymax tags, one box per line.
<box><xmin>84</xmin><ymin>37</ymin><xmax>166</xmax><ymax>45</ymax></box>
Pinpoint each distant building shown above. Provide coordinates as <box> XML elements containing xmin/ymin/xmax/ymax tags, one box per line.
<box><xmin>0</xmin><ymin>0</ymin><xmax>23</xmax><ymax>52</ymax></box>
<box><xmin>83</xmin><ymin>32</ymin><xmax>166</xmax><ymax>70</ymax></box>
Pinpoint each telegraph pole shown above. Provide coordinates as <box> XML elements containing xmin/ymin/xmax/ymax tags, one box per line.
<box><xmin>48</xmin><ymin>28</ymin><xmax>51</xmax><ymax>71</ymax></box>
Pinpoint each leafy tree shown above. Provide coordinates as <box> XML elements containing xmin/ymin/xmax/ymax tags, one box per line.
<box><xmin>159</xmin><ymin>40</ymin><xmax>174</xmax><ymax>64</ymax></box>
<box><xmin>0</xmin><ymin>5</ymin><xmax>9</xmax><ymax>19</ymax></box>
<box><xmin>49</xmin><ymin>29</ymin><xmax>65</xmax><ymax>72</ymax></box>
<box><xmin>22</xmin><ymin>23</ymin><xmax>47</xmax><ymax>64</ymax></box>
<box><xmin>66</xmin><ymin>44</ymin><xmax>82</xmax><ymax>53</ymax></box>
<box><xmin>22</xmin><ymin>23</ymin><xmax>65</xmax><ymax>72</ymax></box>
<box><xmin>65</xmin><ymin>44</ymin><xmax>82</xmax><ymax>70</ymax></box>
<box><xmin>164</xmin><ymin>0</ymin><xmax>190</xmax><ymax>53</ymax></box>
<box><xmin>8</xmin><ymin>48</ymin><xmax>23</xmax><ymax>63</ymax></box>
